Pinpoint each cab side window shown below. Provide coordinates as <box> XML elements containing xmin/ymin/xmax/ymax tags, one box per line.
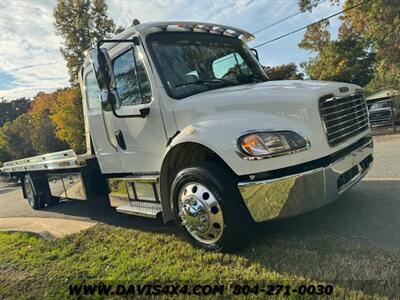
<box><xmin>212</xmin><ymin>52</ymin><xmax>251</xmax><ymax>79</ymax></box>
<box><xmin>112</xmin><ymin>48</ymin><xmax>152</xmax><ymax>107</ymax></box>
<box><xmin>85</xmin><ymin>71</ymin><xmax>101</xmax><ymax>110</ymax></box>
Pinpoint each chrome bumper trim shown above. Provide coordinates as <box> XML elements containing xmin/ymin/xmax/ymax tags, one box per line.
<box><xmin>238</xmin><ymin>141</ymin><xmax>373</xmax><ymax>222</ymax></box>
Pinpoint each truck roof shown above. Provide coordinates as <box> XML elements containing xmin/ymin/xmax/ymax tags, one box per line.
<box><xmin>102</xmin><ymin>21</ymin><xmax>255</xmax><ymax>50</ymax></box>
<box><xmin>82</xmin><ymin>21</ymin><xmax>255</xmax><ymax>70</ymax></box>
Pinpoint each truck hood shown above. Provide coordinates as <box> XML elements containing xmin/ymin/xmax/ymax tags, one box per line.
<box><xmin>172</xmin><ymin>80</ymin><xmax>361</xmax><ymax>129</ymax></box>
<box><xmin>178</xmin><ymin>79</ymin><xmax>360</xmax><ymax>101</ymax></box>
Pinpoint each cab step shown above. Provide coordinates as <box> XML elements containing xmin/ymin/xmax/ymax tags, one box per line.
<box><xmin>116</xmin><ymin>201</ymin><xmax>162</xmax><ymax>218</ymax></box>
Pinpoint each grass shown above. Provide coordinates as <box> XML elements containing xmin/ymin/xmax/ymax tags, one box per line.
<box><xmin>108</xmin><ymin>179</ymin><xmax>158</xmax><ymax>200</ymax></box>
<box><xmin>108</xmin><ymin>179</ymin><xmax>128</xmax><ymax>196</ymax></box>
<box><xmin>0</xmin><ymin>224</ymin><xmax>398</xmax><ymax>299</ymax></box>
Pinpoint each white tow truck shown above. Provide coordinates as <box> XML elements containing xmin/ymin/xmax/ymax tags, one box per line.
<box><xmin>1</xmin><ymin>21</ymin><xmax>373</xmax><ymax>251</ymax></box>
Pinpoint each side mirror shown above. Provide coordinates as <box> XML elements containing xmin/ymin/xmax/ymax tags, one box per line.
<box><xmin>89</xmin><ymin>47</ymin><xmax>118</xmax><ymax>112</ymax></box>
<box><xmin>89</xmin><ymin>48</ymin><xmax>115</xmax><ymax>91</ymax></box>
<box><xmin>250</xmin><ymin>48</ymin><xmax>259</xmax><ymax>61</ymax></box>
<box><xmin>139</xmin><ymin>107</ymin><xmax>150</xmax><ymax>118</ymax></box>
<box><xmin>100</xmin><ymin>90</ymin><xmax>117</xmax><ymax>111</ymax></box>
<box><xmin>88</xmin><ymin>38</ymin><xmax>150</xmax><ymax>119</ymax></box>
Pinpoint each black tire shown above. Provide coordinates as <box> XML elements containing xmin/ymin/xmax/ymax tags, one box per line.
<box><xmin>23</xmin><ymin>174</ymin><xmax>46</xmax><ymax>210</ymax></box>
<box><xmin>171</xmin><ymin>162</ymin><xmax>252</xmax><ymax>252</ymax></box>
<box><xmin>46</xmin><ymin>196</ymin><xmax>60</xmax><ymax>206</ymax></box>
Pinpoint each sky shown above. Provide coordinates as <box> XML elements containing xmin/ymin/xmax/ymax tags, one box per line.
<box><xmin>0</xmin><ymin>0</ymin><xmax>343</xmax><ymax>100</ymax></box>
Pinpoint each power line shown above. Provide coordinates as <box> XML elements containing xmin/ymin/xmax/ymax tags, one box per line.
<box><xmin>253</xmin><ymin>0</ymin><xmax>369</xmax><ymax>49</ymax></box>
<box><xmin>252</xmin><ymin>0</ymin><xmax>329</xmax><ymax>34</ymax></box>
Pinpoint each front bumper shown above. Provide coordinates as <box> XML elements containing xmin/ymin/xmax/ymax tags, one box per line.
<box><xmin>238</xmin><ymin>140</ymin><xmax>373</xmax><ymax>222</ymax></box>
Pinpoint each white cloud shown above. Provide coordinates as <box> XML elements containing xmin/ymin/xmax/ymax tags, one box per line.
<box><xmin>0</xmin><ymin>0</ymin><xmax>69</xmax><ymax>99</ymax></box>
<box><xmin>107</xmin><ymin>0</ymin><xmax>278</xmax><ymax>32</ymax></box>
<box><xmin>0</xmin><ymin>0</ymin><xmax>343</xmax><ymax>100</ymax></box>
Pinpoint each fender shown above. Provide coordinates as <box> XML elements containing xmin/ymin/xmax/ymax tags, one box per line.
<box><xmin>159</xmin><ymin>111</ymin><xmax>314</xmax><ymax>223</ymax></box>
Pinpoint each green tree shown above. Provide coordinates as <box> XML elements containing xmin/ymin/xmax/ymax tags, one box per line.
<box><xmin>50</xmin><ymin>88</ymin><xmax>86</xmax><ymax>154</ymax></box>
<box><xmin>298</xmin><ymin>20</ymin><xmax>331</xmax><ymax>52</ymax></box>
<box><xmin>365</xmin><ymin>60</ymin><xmax>400</xmax><ymax>94</ymax></box>
<box><xmin>298</xmin><ymin>0</ymin><xmax>339</xmax><ymax>12</ymax></box>
<box><xmin>298</xmin><ymin>0</ymin><xmax>399</xmax><ymax>92</ymax></box>
<box><xmin>0</xmin><ymin>87</ymin><xmax>86</xmax><ymax>165</ymax></box>
<box><xmin>54</xmin><ymin>0</ymin><xmax>116</xmax><ymax>85</ymax></box>
<box><xmin>0</xmin><ymin>115</ymin><xmax>37</xmax><ymax>161</ymax></box>
<box><xmin>264</xmin><ymin>64</ymin><xmax>304</xmax><ymax>80</ymax></box>
<box><xmin>300</xmin><ymin>36</ymin><xmax>375</xmax><ymax>86</ymax></box>
<box><xmin>28</xmin><ymin>92</ymin><xmax>69</xmax><ymax>154</ymax></box>
<box><xmin>0</xmin><ymin>98</ymin><xmax>31</xmax><ymax>127</ymax></box>
<box><xmin>0</xmin><ymin>128</ymin><xmax>12</xmax><ymax>165</ymax></box>
<box><xmin>340</xmin><ymin>0</ymin><xmax>400</xmax><ymax>93</ymax></box>
<box><xmin>0</xmin><ymin>148</ymin><xmax>11</xmax><ymax>166</ymax></box>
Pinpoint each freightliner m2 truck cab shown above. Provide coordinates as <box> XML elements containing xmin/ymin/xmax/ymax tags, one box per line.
<box><xmin>1</xmin><ymin>22</ymin><xmax>373</xmax><ymax>251</ymax></box>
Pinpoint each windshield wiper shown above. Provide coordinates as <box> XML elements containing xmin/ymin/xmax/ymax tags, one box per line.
<box><xmin>175</xmin><ymin>78</ymin><xmax>235</xmax><ymax>88</ymax></box>
<box><xmin>237</xmin><ymin>73</ymin><xmax>267</xmax><ymax>83</ymax></box>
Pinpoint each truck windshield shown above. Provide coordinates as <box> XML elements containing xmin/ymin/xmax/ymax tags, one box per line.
<box><xmin>147</xmin><ymin>32</ymin><xmax>267</xmax><ymax>99</ymax></box>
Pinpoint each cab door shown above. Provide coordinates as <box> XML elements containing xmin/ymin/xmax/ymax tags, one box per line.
<box><xmin>84</xmin><ymin>69</ymin><xmax>123</xmax><ymax>173</ymax></box>
<box><xmin>107</xmin><ymin>44</ymin><xmax>167</xmax><ymax>174</ymax></box>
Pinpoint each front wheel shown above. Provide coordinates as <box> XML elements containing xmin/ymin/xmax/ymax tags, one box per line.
<box><xmin>171</xmin><ymin>162</ymin><xmax>252</xmax><ymax>252</ymax></box>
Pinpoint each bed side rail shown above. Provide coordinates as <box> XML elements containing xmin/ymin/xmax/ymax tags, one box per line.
<box><xmin>0</xmin><ymin>150</ymin><xmax>86</xmax><ymax>173</ymax></box>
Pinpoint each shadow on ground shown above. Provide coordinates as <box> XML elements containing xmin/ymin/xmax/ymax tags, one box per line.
<box><xmin>36</xmin><ymin>180</ymin><xmax>400</xmax><ymax>297</ymax></box>
<box><xmin>243</xmin><ymin>180</ymin><xmax>400</xmax><ymax>298</ymax></box>
<box><xmin>43</xmin><ymin>197</ymin><xmax>175</xmax><ymax>234</ymax></box>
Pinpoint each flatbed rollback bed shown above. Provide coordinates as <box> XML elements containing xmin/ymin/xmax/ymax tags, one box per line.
<box><xmin>1</xmin><ymin>150</ymin><xmax>108</xmax><ymax>208</ymax></box>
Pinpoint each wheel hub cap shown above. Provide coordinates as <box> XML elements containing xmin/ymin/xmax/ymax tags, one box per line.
<box><xmin>178</xmin><ymin>182</ymin><xmax>224</xmax><ymax>244</ymax></box>
<box><xmin>24</xmin><ymin>178</ymin><xmax>34</xmax><ymax>206</ymax></box>
<box><xmin>181</xmin><ymin>196</ymin><xmax>209</xmax><ymax>232</ymax></box>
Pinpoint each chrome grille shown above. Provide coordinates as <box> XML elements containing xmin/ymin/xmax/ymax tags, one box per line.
<box><xmin>319</xmin><ymin>93</ymin><xmax>369</xmax><ymax>146</ymax></box>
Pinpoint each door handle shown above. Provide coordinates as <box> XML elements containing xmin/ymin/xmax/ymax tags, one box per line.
<box><xmin>114</xmin><ymin>129</ymin><xmax>126</xmax><ymax>150</ymax></box>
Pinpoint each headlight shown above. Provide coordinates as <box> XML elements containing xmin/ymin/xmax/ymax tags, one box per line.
<box><xmin>236</xmin><ymin>130</ymin><xmax>309</xmax><ymax>159</ymax></box>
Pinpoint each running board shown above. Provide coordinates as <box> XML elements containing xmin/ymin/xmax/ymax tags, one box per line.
<box><xmin>116</xmin><ymin>201</ymin><xmax>162</xmax><ymax>218</ymax></box>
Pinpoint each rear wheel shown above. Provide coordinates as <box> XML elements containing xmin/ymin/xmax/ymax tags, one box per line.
<box><xmin>47</xmin><ymin>196</ymin><xmax>60</xmax><ymax>206</ymax></box>
<box><xmin>23</xmin><ymin>174</ymin><xmax>46</xmax><ymax>210</ymax></box>
<box><xmin>171</xmin><ymin>162</ymin><xmax>252</xmax><ymax>252</ymax></box>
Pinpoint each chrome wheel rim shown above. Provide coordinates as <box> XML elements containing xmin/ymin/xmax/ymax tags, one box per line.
<box><xmin>24</xmin><ymin>178</ymin><xmax>35</xmax><ymax>207</ymax></box>
<box><xmin>178</xmin><ymin>182</ymin><xmax>224</xmax><ymax>244</ymax></box>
